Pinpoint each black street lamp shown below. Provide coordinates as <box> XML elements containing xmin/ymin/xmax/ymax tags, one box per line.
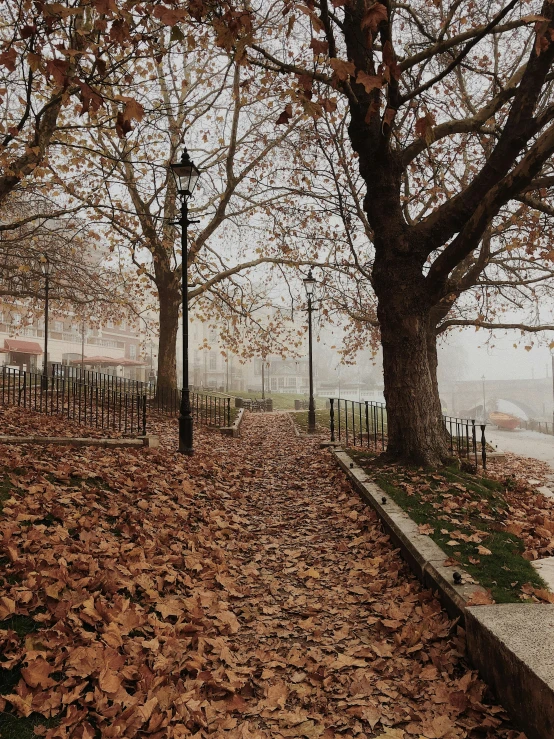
<box><xmin>303</xmin><ymin>269</ymin><xmax>317</xmax><ymax>433</ymax></box>
<box><xmin>41</xmin><ymin>255</ymin><xmax>50</xmax><ymax>387</ymax></box>
<box><xmin>171</xmin><ymin>147</ymin><xmax>200</xmax><ymax>455</ymax></box>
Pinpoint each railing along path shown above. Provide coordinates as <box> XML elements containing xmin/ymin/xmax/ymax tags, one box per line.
<box><xmin>329</xmin><ymin>398</ymin><xmax>487</xmax><ymax>468</ymax></box>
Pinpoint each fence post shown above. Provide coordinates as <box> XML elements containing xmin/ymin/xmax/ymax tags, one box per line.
<box><xmin>480</xmin><ymin>425</ymin><xmax>487</xmax><ymax>470</ymax></box>
<box><xmin>142</xmin><ymin>395</ymin><xmax>147</xmax><ymax>436</ymax></box>
<box><xmin>330</xmin><ymin>398</ymin><xmax>335</xmax><ymax>442</ymax></box>
<box><xmin>472</xmin><ymin>420</ymin><xmax>477</xmax><ymax>467</ymax></box>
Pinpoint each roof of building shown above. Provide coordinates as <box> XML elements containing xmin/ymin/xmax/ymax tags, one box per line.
<box><xmin>2</xmin><ymin>339</ymin><xmax>43</xmax><ymax>354</ymax></box>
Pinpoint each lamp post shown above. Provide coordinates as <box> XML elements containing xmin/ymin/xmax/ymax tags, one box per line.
<box><xmin>170</xmin><ymin>147</ymin><xmax>200</xmax><ymax>455</ymax></box>
<box><xmin>261</xmin><ymin>356</ymin><xmax>265</xmax><ymax>399</ymax></box>
<box><xmin>303</xmin><ymin>269</ymin><xmax>317</xmax><ymax>433</ymax></box>
<box><xmin>41</xmin><ymin>256</ymin><xmax>50</xmax><ymax>386</ymax></box>
<box><xmin>481</xmin><ymin>374</ymin><xmax>486</xmax><ymax>422</ymax></box>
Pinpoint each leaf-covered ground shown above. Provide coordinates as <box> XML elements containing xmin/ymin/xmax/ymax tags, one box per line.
<box><xmin>0</xmin><ymin>409</ymin><xmax>523</xmax><ymax>738</ymax></box>
<box><xmin>348</xmin><ymin>454</ymin><xmax>552</xmax><ymax>604</ymax></box>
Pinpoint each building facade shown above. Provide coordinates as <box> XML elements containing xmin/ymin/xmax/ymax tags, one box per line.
<box><xmin>0</xmin><ymin>301</ymin><xmax>145</xmax><ymax>378</ymax></box>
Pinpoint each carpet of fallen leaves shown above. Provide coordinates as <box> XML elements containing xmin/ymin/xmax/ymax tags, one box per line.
<box><xmin>0</xmin><ymin>405</ymin><xmax>128</xmax><ymax>439</ymax></box>
<box><xmin>0</xmin><ymin>409</ymin><xmax>524</xmax><ymax>738</ymax></box>
<box><xmin>486</xmin><ymin>454</ymin><xmax>554</xmax><ymax>566</ymax></box>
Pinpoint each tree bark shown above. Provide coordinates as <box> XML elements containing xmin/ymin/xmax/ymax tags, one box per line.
<box><xmin>373</xmin><ymin>252</ymin><xmax>448</xmax><ymax>466</ymax></box>
<box><xmin>156</xmin><ymin>277</ymin><xmax>180</xmax><ymax>391</ymax></box>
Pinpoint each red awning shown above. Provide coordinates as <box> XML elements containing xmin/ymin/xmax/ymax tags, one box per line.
<box><xmin>4</xmin><ymin>339</ymin><xmax>43</xmax><ymax>355</ymax></box>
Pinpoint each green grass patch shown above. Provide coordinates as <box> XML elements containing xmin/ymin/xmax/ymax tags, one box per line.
<box><xmin>229</xmin><ymin>390</ymin><xmax>326</xmax><ymax>411</ymax></box>
<box><xmin>0</xmin><ymin>710</ymin><xmax>58</xmax><ymax>739</ymax></box>
<box><xmin>350</xmin><ymin>451</ymin><xmax>546</xmax><ymax>603</ymax></box>
<box><xmin>292</xmin><ymin>409</ymin><xmax>329</xmax><ymax>433</ymax></box>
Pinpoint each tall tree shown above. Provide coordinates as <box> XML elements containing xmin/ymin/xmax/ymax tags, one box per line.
<box><xmin>0</xmin><ymin>0</ymin><xmax>152</xmax><ymax>206</ymax></box>
<box><xmin>244</xmin><ymin>0</ymin><xmax>554</xmax><ymax>463</ymax></box>
<box><xmin>49</xmin><ymin>32</ymin><xmax>311</xmax><ymax>390</ymax></box>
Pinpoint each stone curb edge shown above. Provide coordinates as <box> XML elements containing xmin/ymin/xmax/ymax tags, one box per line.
<box><xmin>0</xmin><ymin>435</ymin><xmax>159</xmax><ymax>448</ymax></box>
<box><xmin>219</xmin><ymin>407</ymin><xmax>245</xmax><ymax>437</ymax></box>
<box><xmin>331</xmin><ymin>447</ymin><xmax>554</xmax><ymax>739</ymax></box>
<box><xmin>330</xmin><ymin>447</ymin><xmax>490</xmax><ymax>620</ymax></box>
<box><xmin>287</xmin><ymin>412</ymin><xmax>302</xmax><ymax>437</ymax></box>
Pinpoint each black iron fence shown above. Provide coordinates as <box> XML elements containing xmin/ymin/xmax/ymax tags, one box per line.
<box><xmin>149</xmin><ymin>386</ymin><xmax>231</xmax><ymax>427</ymax></box>
<box><xmin>516</xmin><ymin>419</ymin><xmax>554</xmax><ymax>435</ymax></box>
<box><xmin>51</xmin><ymin>363</ymin><xmax>153</xmax><ymax>397</ymax></box>
<box><xmin>329</xmin><ymin>398</ymin><xmax>487</xmax><ymax>468</ymax></box>
<box><xmin>443</xmin><ymin>415</ymin><xmax>487</xmax><ymax>469</ymax></box>
<box><xmin>51</xmin><ymin>365</ymin><xmax>231</xmax><ymax>429</ymax></box>
<box><xmin>330</xmin><ymin>398</ymin><xmax>387</xmax><ymax>451</ymax></box>
<box><xmin>0</xmin><ymin>367</ymin><xmax>146</xmax><ymax>435</ymax></box>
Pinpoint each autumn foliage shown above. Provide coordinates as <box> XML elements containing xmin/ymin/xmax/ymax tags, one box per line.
<box><xmin>0</xmin><ymin>411</ymin><xmax>523</xmax><ymax>737</ymax></box>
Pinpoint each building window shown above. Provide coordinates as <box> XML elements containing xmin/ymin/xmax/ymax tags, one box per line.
<box><xmin>11</xmin><ymin>312</ymin><xmax>20</xmax><ymax>326</ymax></box>
<box><xmin>106</xmin><ymin>320</ymin><xmax>115</xmax><ymax>329</ymax></box>
<box><xmin>286</xmin><ymin>377</ymin><xmax>296</xmax><ymax>388</ymax></box>
<box><xmin>209</xmin><ymin>353</ymin><xmax>217</xmax><ymax>370</ymax></box>
<box><xmin>129</xmin><ymin>344</ymin><xmax>137</xmax><ymax>360</ymax></box>
<box><xmin>271</xmin><ymin>377</ymin><xmax>277</xmax><ymax>390</ymax></box>
<box><xmin>54</xmin><ymin>321</ymin><xmax>63</xmax><ymax>332</ymax></box>
<box><xmin>278</xmin><ymin>377</ymin><xmax>285</xmax><ymax>388</ymax></box>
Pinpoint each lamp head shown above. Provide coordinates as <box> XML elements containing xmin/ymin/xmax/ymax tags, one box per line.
<box><xmin>303</xmin><ymin>268</ymin><xmax>316</xmax><ymax>298</ymax></box>
<box><xmin>40</xmin><ymin>255</ymin><xmax>50</xmax><ymax>276</ymax></box>
<box><xmin>170</xmin><ymin>147</ymin><xmax>200</xmax><ymax>198</ymax></box>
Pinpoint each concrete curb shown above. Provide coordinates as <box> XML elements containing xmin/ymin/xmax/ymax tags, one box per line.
<box><xmin>287</xmin><ymin>412</ymin><xmax>302</xmax><ymax>437</ymax></box>
<box><xmin>0</xmin><ymin>435</ymin><xmax>159</xmax><ymax>448</ymax></box>
<box><xmin>331</xmin><ymin>447</ymin><xmax>487</xmax><ymax>619</ymax></box>
<box><xmin>331</xmin><ymin>446</ymin><xmax>554</xmax><ymax>739</ymax></box>
<box><xmin>219</xmin><ymin>407</ymin><xmax>245</xmax><ymax>438</ymax></box>
<box><xmin>465</xmin><ymin>605</ymin><xmax>554</xmax><ymax>739</ymax></box>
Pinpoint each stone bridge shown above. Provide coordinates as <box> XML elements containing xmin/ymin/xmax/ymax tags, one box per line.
<box><xmin>440</xmin><ymin>377</ymin><xmax>553</xmax><ymax>420</ymax></box>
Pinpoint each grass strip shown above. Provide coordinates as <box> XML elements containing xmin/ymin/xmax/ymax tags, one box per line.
<box><xmin>350</xmin><ymin>451</ymin><xmax>547</xmax><ymax>604</ymax></box>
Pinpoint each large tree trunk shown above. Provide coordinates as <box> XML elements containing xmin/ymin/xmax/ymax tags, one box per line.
<box><xmin>156</xmin><ymin>277</ymin><xmax>180</xmax><ymax>391</ymax></box>
<box><xmin>374</xmin><ymin>255</ymin><xmax>448</xmax><ymax>466</ymax></box>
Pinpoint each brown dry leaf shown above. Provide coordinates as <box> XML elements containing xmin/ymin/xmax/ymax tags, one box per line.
<box><xmin>98</xmin><ymin>668</ymin><xmax>122</xmax><ymax>694</ymax></box>
<box><xmin>329</xmin><ymin>57</ymin><xmax>356</xmax><ymax>80</ymax></box>
<box><xmin>21</xmin><ymin>657</ymin><xmax>54</xmax><ymax>688</ymax></box>
<box><xmin>466</xmin><ymin>589</ymin><xmax>495</xmax><ymax>606</ymax></box>
<box><xmin>0</xmin><ymin>596</ymin><xmax>16</xmax><ymax>619</ymax></box>
<box><xmin>418</xmin><ymin>523</ymin><xmax>434</xmax><ymax>535</ymax></box>
<box><xmin>477</xmin><ymin>545</ymin><xmax>493</xmax><ymax>555</ymax></box>
<box><xmin>361</xmin><ymin>2</ymin><xmax>388</xmax><ymax>31</ymax></box>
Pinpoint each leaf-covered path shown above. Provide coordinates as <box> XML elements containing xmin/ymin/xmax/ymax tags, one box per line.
<box><xmin>0</xmin><ymin>409</ymin><xmax>521</xmax><ymax>738</ymax></box>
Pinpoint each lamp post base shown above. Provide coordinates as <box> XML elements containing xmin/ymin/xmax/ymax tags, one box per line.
<box><xmin>178</xmin><ymin>413</ymin><xmax>194</xmax><ymax>454</ymax></box>
<box><xmin>307</xmin><ymin>408</ymin><xmax>316</xmax><ymax>434</ymax></box>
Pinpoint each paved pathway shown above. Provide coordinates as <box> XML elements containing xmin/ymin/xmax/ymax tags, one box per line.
<box><xmin>0</xmin><ymin>410</ymin><xmax>517</xmax><ymax>738</ymax></box>
<box><xmin>487</xmin><ymin>426</ymin><xmax>554</xmax><ymax>467</ymax></box>
<box><xmin>211</xmin><ymin>413</ymin><xmax>515</xmax><ymax>738</ymax></box>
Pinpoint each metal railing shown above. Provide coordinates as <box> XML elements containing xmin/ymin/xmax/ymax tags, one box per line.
<box><xmin>52</xmin><ymin>363</ymin><xmax>153</xmax><ymax>397</ymax></box>
<box><xmin>516</xmin><ymin>419</ymin><xmax>554</xmax><ymax>435</ymax></box>
<box><xmin>329</xmin><ymin>399</ymin><xmax>487</xmax><ymax>468</ymax></box>
<box><xmin>51</xmin><ymin>365</ymin><xmax>231</xmax><ymax>429</ymax></box>
<box><xmin>149</xmin><ymin>386</ymin><xmax>231</xmax><ymax>428</ymax></box>
<box><xmin>443</xmin><ymin>416</ymin><xmax>487</xmax><ymax>469</ymax></box>
<box><xmin>329</xmin><ymin>398</ymin><xmax>387</xmax><ymax>451</ymax></box>
<box><xmin>0</xmin><ymin>367</ymin><xmax>146</xmax><ymax>435</ymax></box>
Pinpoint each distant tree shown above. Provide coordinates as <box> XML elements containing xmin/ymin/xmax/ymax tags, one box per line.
<box><xmin>0</xmin><ymin>191</ymin><xmax>130</xmax><ymax>316</ymax></box>
<box><xmin>49</xmin><ymin>34</ymin><xmax>314</xmax><ymax>390</ymax></box>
